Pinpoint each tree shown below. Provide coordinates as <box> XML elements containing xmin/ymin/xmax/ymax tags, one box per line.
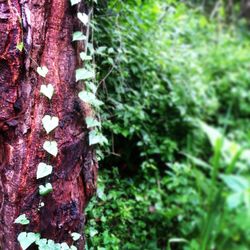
<box><xmin>241</xmin><ymin>0</ymin><xmax>250</xmax><ymax>20</ymax></box>
<box><xmin>0</xmin><ymin>0</ymin><xmax>97</xmax><ymax>249</ymax></box>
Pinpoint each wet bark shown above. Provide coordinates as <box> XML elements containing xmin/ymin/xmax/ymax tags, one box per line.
<box><xmin>0</xmin><ymin>0</ymin><xmax>97</xmax><ymax>249</ymax></box>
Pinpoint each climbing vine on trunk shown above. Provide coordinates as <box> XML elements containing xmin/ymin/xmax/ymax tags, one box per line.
<box><xmin>0</xmin><ymin>0</ymin><xmax>101</xmax><ymax>249</ymax></box>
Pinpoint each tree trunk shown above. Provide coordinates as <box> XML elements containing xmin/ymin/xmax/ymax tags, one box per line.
<box><xmin>241</xmin><ymin>0</ymin><xmax>250</xmax><ymax>20</ymax></box>
<box><xmin>0</xmin><ymin>0</ymin><xmax>97</xmax><ymax>249</ymax></box>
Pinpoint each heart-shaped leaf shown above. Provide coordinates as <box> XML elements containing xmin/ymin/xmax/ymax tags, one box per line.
<box><xmin>61</xmin><ymin>242</ymin><xmax>70</xmax><ymax>250</ymax></box>
<box><xmin>89</xmin><ymin>130</ymin><xmax>108</xmax><ymax>146</ymax></box>
<box><xmin>86</xmin><ymin>82</ymin><xmax>97</xmax><ymax>94</ymax></box>
<box><xmin>37</xmin><ymin>66</ymin><xmax>48</xmax><ymax>78</ymax></box>
<box><xmin>39</xmin><ymin>183</ymin><xmax>53</xmax><ymax>196</ymax></box>
<box><xmin>72</xmin><ymin>31</ymin><xmax>86</xmax><ymax>41</ymax></box>
<box><xmin>36</xmin><ymin>239</ymin><xmax>61</xmax><ymax>250</ymax></box>
<box><xmin>43</xmin><ymin>141</ymin><xmax>58</xmax><ymax>157</ymax></box>
<box><xmin>17</xmin><ymin>232</ymin><xmax>40</xmax><ymax>250</ymax></box>
<box><xmin>40</xmin><ymin>84</ymin><xmax>54</xmax><ymax>100</ymax></box>
<box><xmin>71</xmin><ymin>232</ymin><xmax>81</xmax><ymax>241</ymax></box>
<box><xmin>85</xmin><ymin>117</ymin><xmax>101</xmax><ymax>128</ymax></box>
<box><xmin>14</xmin><ymin>214</ymin><xmax>30</xmax><ymax>225</ymax></box>
<box><xmin>36</xmin><ymin>163</ymin><xmax>53</xmax><ymax>179</ymax></box>
<box><xmin>78</xmin><ymin>91</ymin><xmax>103</xmax><ymax>107</ymax></box>
<box><xmin>42</xmin><ymin>115</ymin><xmax>59</xmax><ymax>134</ymax></box>
<box><xmin>76</xmin><ymin>68</ymin><xmax>95</xmax><ymax>81</ymax></box>
<box><xmin>16</xmin><ymin>42</ymin><xmax>24</xmax><ymax>52</ymax></box>
<box><xmin>77</xmin><ymin>12</ymin><xmax>88</xmax><ymax>25</ymax></box>
<box><xmin>70</xmin><ymin>0</ymin><xmax>81</xmax><ymax>6</ymax></box>
<box><xmin>80</xmin><ymin>52</ymin><xmax>92</xmax><ymax>61</ymax></box>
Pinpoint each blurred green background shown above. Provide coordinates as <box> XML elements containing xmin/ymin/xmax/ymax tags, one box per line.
<box><xmin>85</xmin><ymin>0</ymin><xmax>250</xmax><ymax>249</ymax></box>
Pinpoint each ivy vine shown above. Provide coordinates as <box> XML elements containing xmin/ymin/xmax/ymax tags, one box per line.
<box><xmin>14</xmin><ymin>0</ymin><xmax>103</xmax><ymax>249</ymax></box>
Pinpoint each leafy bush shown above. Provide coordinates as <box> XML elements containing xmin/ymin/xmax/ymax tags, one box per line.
<box><xmin>85</xmin><ymin>0</ymin><xmax>250</xmax><ymax>249</ymax></box>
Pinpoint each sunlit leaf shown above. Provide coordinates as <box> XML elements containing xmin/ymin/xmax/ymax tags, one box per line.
<box><xmin>76</xmin><ymin>68</ymin><xmax>95</xmax><ymax>81</ymax></box>
<box><xmin>70</xmin><ymin>0</ymin><xmax>81</xmax><ymax>6</ymax></box>
<box><xmin>39</xmin><ymin>183</ymin><xmax>53</xmax><ymax>196</ymax></box>
<box><xmin>72</xmin><ymin>31</ymin><xmax>86</xmax><ymax>41</ymax></box>
<box><xmin>42</xmin><ymin>115</ymin><xmax>59</xmax><ymax>134</ymax></box>
<box><xmin>36</xmin><ymin>163</ymin><xmax>53</xmax><ymax>179</ymax></box>
<box><xmin>17</xmin><ymin>232</ymin><xmax>40</xmax><ymax>250</ymax></box>
<box><xmin>43</xmin><ymin>141</ymin><xmax>58</xmax><ymax>157</ymax></box>
<box><xmin>14</xmin><ymin>214</ymin><xmax>30</xmax><ymax>225</ymax></box>
<box><xmin>78</xmin><ymin>91</ymin><xmax>103</xmax><ymax>107</ymax></box>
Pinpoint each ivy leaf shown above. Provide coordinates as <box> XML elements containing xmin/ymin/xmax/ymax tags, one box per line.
<box><xmin>95</xmin><ymin>46</ymin><xmax>107</xmax><ymax>55</ymax></box>
<box><xmin>75</xmin><ymin>68</ymin><xmax>95</xmax><ymax>81</ymax></box>
<box><xmin>37</xmin><ymin>66</ymin><xmax>48</xmax><ymax>78</ymax></box>
<box><xmin>71</xmin><ymin>232</ymin><xmax>81</xmax><ymax>241</ymax></box>
<box><xmin>17</xmin><ymin>232</ymin><xmax>40</xmax><ymax>250</ymax></box>
<box><xmin>85</xmin><ymin>82</ymin><xmax>97</xmax><ymax>94</ymax></box>
<box><xmin>80</xmin><ymin>52</ymin><xmax>92</xmax><ymax>61</ymax></box>
<box><xmin>42</xmin><ymin>115</ymin><xmax>59</xmax><ymax>134</ymax></box>
<box><xmin>70</xmin><ymin>0</ymin><xmax>81</xmax><ymax>5</ymax></box>
<box><xmin>72</xmin><ymin>31</ymin><xmax>86</xmax><ymax>41</ymax></box>
<box><xmin>61</xmin><ymin>242</ymin><xmax>70</xmax><ymax>250</ymax></box>
<box><xmin>40</xmin><ymin>84</ymin><xmax>54</xmax><ymax>100</ymax></box>
<box><xmin>14</xmin><ymin>214</ymin><xmax>30</xmax><ymax>225</ymax></box>
<box><xmin>16</xmin><ymin>42</ymin><xmax>24</xmax><ymax>52</ymax></box>
<box><xmin>39</xmin><ymin>183</ymin><xmax>53</xmax><ymax>196</ymax></box>
<box><xmin>78</xmin><ymin>91</ymin><xmax>103</xmax><ymax>107</ymax></box>
<box><xmin>89</xmin><ymin>130</ymin><xmax>108</xmax><ymax>146</ymax></box>
<box><xmin>77</xmin><ymin>12</ymin><xmax>89</xmax><ymax>25</ymax></box>
<box><xmin>36</xmin><ymin>163</ymin><xmax>53</xmax><ymax>179</ymax></box>
<box><xmin>85</xmin><ymin>117</ymin><xmax>101</xmax><ymax>128</ymax></box>
<box><xmin>89</xmin><ymin>227</ymin><xmax>98</xmax><ymax>237</ymax></box>
<box><xmin>43</xmin><ymin>141</ymin><xmax>58</xmax><ymax>157</ymax></box>
<box><xmin>36</xmin><ymin>239</ymin><xmax>61</xmax><ymax>250</ymax></box>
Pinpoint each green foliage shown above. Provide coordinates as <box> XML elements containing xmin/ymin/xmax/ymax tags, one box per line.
<box><xmin>43</xmin><ymin>141</ymin><xmax>58</xmax><ymax>157</ymax></box>
<box><xmin>85</xmin><ymin>0</ymin><xmax>250</xmax><ymax>249</ymax></box>
<box><xmin>36</xmin><ymin>163</ymin><xmax>53</xmax><ymax>179</ymax></box>
<box><xmin>39</xmin><ymin>183</ymin><xmax>53</xmax><ymax>196</ymax></box>
<box><xmin>15</xmin><ymin>214</ymin><xmax>30</xmax><ymax>225</ymax></box>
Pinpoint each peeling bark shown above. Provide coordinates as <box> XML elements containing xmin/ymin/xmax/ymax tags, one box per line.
<box><xmin>0</xmin><ymin>0</ymin><xmax>97</xmax><ymax>249</ymax></box>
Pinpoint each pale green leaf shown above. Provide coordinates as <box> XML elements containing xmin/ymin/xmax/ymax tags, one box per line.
<box><xmin>40</xmin><ymin>84</ymin><xmax>54</xmax><ymax>100</ymax></box>
<box><xmin>89</xmin><ymin>130</ymin><xmax>108</xmax><ymax>146</ymax></box>
<box><xmin>36</xmin><ymin>163</ymin><xmax>53</xmax><ymax>179</ymax></box>
<box><xmin>85</xmin><ymin>82</ymin><xmax>97</xmax><ymax>94</ymax></box>
<box><xmin>39</xmin><ymin>183</ymin><xmax>53</xmax><ymax>196</ymax></box>
<box><xmin>37</xmin><ymin>66</ymin><xmax>48</xmax><ymax>78</ymax></box>
<box><xmin>14</xmin><ymin>214</ymin><xmax>30</xmax><ymax>225</ymax></box>
<box><xmin>77</xmin><ymin>12</ymin><xmax>88</xmax><ymax>25</ymax></box>
<box><xmin>96</xmin><ymin>46</ymin><xmax>107</xmax><ymax>54</ymax></box>
<box><xmin>89</xmin><ymin>227</ymin><xmax>98</xmax><ymax>237</ymax></box>
<box><xmin>18</xmin><ymin>232</ymin><xmax>40</xmax><ymax>250</ymax></box>
<box><xmin>78</xmin><ymin>91</ymin><xmax>103</xmax><ymax>107</ymax></box>
<box><xmin>85</xmin><ymin>117</ymin><xmax>101</xmax><ymax>128</ymax></box>
<box><xmin>220</xmin><ymin>174</ymin><xmax>249</xmax><ymax>192</ymax></box>
<box><xmin>70</xmin><ymin>0</ymin><xmax>81</xmax><ymax>6</ymax></box>
<box><xmin>61</xmin><ymin>242</ymin><xmax>70</xmax><ymax>250</ymax></box>
<box><xmin>76</xmin><ymin>68</ymin><xmax>95</xmax><ymax>81</ymax></box>
<box><xmin>80</xmin><ymin>52</ymin><xmax>92</xmax><ymax>61</ymax></box>
<box><xmin>43</xmin><ymin>141</ymin><xmax>58</xmax><ymax>157</ymax></box>
<box><xmin>72</xmin><ymin>31</ymin><xmax>86</xmax><ymax>41</ymax></box>
<box><xmin>71</xmin><ymin>232</ymin><xmax>81</xmax><ymax>241</ymax></box>
<box><xmin>42</xmin><ymin>115</ymin><xmax>59</xmax><ymax>134</ymax></box>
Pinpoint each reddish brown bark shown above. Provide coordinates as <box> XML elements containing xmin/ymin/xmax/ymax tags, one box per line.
<box><xmin>0</xmin><ymin>0</ymin><xmax>97</xmax><ymax>249</ymax></box>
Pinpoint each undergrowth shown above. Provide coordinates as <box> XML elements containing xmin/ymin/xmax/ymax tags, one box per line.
<box><xmin>85</xmin><ymin>1</ymin><xmax>250</xmax><ymax>249</ymax></box>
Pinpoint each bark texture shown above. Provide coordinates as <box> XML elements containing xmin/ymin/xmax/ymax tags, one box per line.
<box><xmin>0</xmin><ymin>0</ymin><xmax>97</xmax><ymax>249</ymax></box>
